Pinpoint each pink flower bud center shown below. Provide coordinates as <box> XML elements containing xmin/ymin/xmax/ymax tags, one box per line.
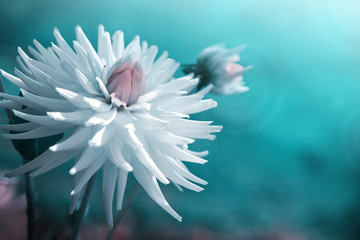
<box><xmin>225</xmin><ymin>62</ymin><xmax>243</xmax><ymax>76</ymax></box>
<box><xmin>224</xmin><ymin>62</ymin><xmax>244</xmax><ymax>83</ymax></box>
<box><xmin>106</xmin><ymin>63</ymin><xmax>144</xmax><ymax>106</ymax></box>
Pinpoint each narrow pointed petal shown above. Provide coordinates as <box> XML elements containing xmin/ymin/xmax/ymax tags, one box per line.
<box><xmin>108</xmin><ymin>140</ymin><xmax>133</xmax><ymax>172</ymax></box>
<box><xmin>0</xmin><ymin>122</ymin><xmax>39</xmax><ymax>132</ymax></box>
<box><xmin>133</xmin><ymin>162</ymin><xmax>182</xmax><ymax>222</ymax></box>
<box><xmin>50</xmin><ymin>126</ymin><xmax>93</xmax><ymax>151</ymax></box>
<box><xmin>30</xmin><ymin>150</ymin><xmax>78</xmax><ymax>177</ymax></box>
<box><xmin>69</xmin><ymin>147</ymin><xmax>103</xmax><ymax>174</ymax></box>
<box><xmin>72</xmin><ymin>156</ymin><xmax>106</xmax><ymax>194</ymax></box>
<box><xmin>5</xmin><ymin>150</ymin><xmax>62</xmax><ymax>177</ymax></box>
<box><xmin>102</xmin><ymin>162</ymin><xmax>117</xmax><ymax>228</ymax></box>
<box><xmin>2</xmin><ymin>127</ymin><xmax>65</xmax><ymax>140</ymax></box>
<box><xmin>47</xmin><ymin>109</ymin><xmax>93</xmax><ymax>124</ymax></box>
<box><xmin>0</xmin><ymin>100</ymin><xmax>22</xmax><ymax>110</ymax></box>
<box><xmin>116</xmin><ymin>169</ymin><xmax>128</xmax><ymax>210</ymax></box>
<box><xmin>88</xmin><ymin>126</ymin><xmax>114</xmax><ymax>147</ymax></box>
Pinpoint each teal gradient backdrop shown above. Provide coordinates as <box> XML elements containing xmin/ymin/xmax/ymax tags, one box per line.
<box><xmin>1</xmin><ymin>1</ymin><xmax>360</xmax><ymax>239</ymax></box>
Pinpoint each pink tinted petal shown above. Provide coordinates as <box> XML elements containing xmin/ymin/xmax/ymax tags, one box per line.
<box><xmin>106</xmin><ymin>63</ymin><xmax>144</xmax><ymax>105</ymax></box>
<box><xmin>0</xmin><ymin>176</ymin><xmax>27</xmax><ymax>240</ymax></box>
<box><xmin>128</xmin><ymin>67</ymin><xmax>142</xmax><ymax>104</ymax></box>
<box><xmin>225</xmin><ymin>62</ymin><xmax>244</xmax><ymax>77</ymax></box>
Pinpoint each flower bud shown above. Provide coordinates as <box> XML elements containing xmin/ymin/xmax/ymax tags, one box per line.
<box><xmin>106</xmin><ymin>62</ymin><xmax>143</xmax><ymax>105</ymax></box>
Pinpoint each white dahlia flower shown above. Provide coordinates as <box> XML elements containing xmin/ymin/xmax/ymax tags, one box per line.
<box><xmin>185</xmin><ymin>44</ymin><xmax>250</xmax><ymax>95</ymax></box>
<box><xmin>0</xmin><ymin>25</ymin><xmax>221</xmax><ymax>227</ymax></box>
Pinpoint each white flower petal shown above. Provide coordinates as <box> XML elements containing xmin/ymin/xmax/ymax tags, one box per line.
<box><xmin>0</xmin><ymin>100</ymin><xmax>22</xmax><ymax>111</ymax></box>
<box><xmin>75</xmin><ymin>25</ymin><xmax>103</xmax><ymax>74</ymax></box>
<box><xmin>116</xmin><ymin>169</ymin><xmax>128</xmax><ymax>210</ymax></box>
<box><xmin>1</xmin><ymin>69</ymin><xmax>31</xmax><ymax>91</ymax></box>
<box><xmin>69</xmin><ymin>156</ymin><xmax>84</xmax><ymax>214</ymax></box>
<box><xmin>72</xmin><ymin>155</ymin><xmax>106</xmax><ymax>194</ymax></box>
<box><xmin>14</xmin><ymin>68</ymin><xmax>56</xmax><ymax>97</ymax></box>
<box><xmin>150</xmin><ymin>149</ymin><xmax>204</xmax><ymax>192</ymax></box>
<box><xmin>112</xmin><ymin>31</ymin><xmax>124</xmax><ymax>60</ymax></box>
<box><xmin>30</xmin><ymin>150</ymin><xmax>78</xmax><ymax>177</ymax></box>
<box><xmin>50</xmin><ymin>126</ymin><xmax>93</xmax><ymax>152</ymax></box>
<box><xmin>1</xmin><ymin>26</ymin><xmax>222</xmax><ymax>225</ymax></box>
<box><xmin>158</xmin><ymin>144</ymin><xmax>207</xmax><ymax>164</ymax></box>
<box><xmin>28</xmin><ymin>45</ymin><xmax>45</xmax><ymax>62</ymax></box>
<box><xmin>32</xmin><ymin>39</ymin><xmax>62</xmax><ymax>70</ymax></box>
<box><xmin>54</xmin><ymin>27</ymin><xmax>78</xmax><ymax>62</ymax></box>
<box><xmin>166</xmin><ymin>156</ymin><xmax>208</xmax><ymax>185</ymax></box>
<box><xmin>0</xmin><ymin>122</ymin><xmax>39</xmax><ymax>132</ymax></box>
<box><xmin>102</xmin><ymin>161</ymin><xmax>117</xmax><ymax>227</ymax></box>
<box><xmin>108</xmin><ymin>140</ymin><xmax>133</xmax><ymax>172</ymax></box>
<box><xmin>74</xmin><ymin>68</ymin><xmax>100</xmax><ymax>95</ymax></box>
<box><xmin>55</xmin><ymin>87</ymin><xmax>90</xmax><ymax>108</ymax></box>
<box><xmin>133</xmin><ymin>161</ymin><xmax>182</xmax><ymax>222</ymax></box>
<box><xmin>13</xmin><ymin>110</ymin><xmax>59</xmax><ymax>126</ymax></box>
<box><xmin>0</xmin><ymin>92</ymin><xmax>44</xmax><ymax>112</ymax></box>
<box><xmin>88</xmin><ymin>126</ymin><xmax>114</xmax><ymax>147</ymax></box>
<box><xmin>69</xmin><ymin>147</ymin><xmax>103</xmax><ymax>175</ymax></box>
<box><xmin>5</xmin><ymin>150</ymin><xmax>69</xmax><ymax>178</ymax></box>
<box><xmin>16</xmin><ymin>55</ymin><xmax>32</xmax><ymax>76</ymax></box>
<box><xmin>73</xmin><ymin>41</ymin><xmax>91</xmax><ymax>71</ymax></box>
<box><xmin>47</xmin><ymin>109</ymin><xmax>93</xmax><ymax>124</ymax></box>
<box><xmin>1</xmin><ymin>127</ymin><xmax>64</xmax><ymax>140</ymax></box>
<box><xmin>85</xmin><ymin>109</ymin><xmax>116</xmax><ymax>126</ymax></box>
<box><xmin>83</xmin><ymin>95</ymin><xmax>112</xmax><ymax>112</ymax></box>
<box><xmin>196</xmin><ymin>44</ymin><xmax>250</xmax><ymax>95</ymax></box>
<box><xmin>21</xmin><ymin>89</ymin><xmax>75</xmax><ymax>112</ymax></box>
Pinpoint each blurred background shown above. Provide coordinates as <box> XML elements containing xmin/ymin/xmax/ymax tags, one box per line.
<box><xmin>1</xmin><ymin>0</ymin><xmax>360</xmax><ymax>239</ymax></box>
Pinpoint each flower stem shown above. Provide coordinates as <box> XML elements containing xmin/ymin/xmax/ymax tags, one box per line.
<box><xmin>22</xmin><ymin>158</ymin><xmax>36</xmax><ymax>240</ymax></box>
<box><xmin>2</xmin><ymin>77</ymin><xmax>36</xmax><ymax>240</ymax></box>
<box><xmin>0</xmin><ymin>77</ymin><xmax>13</xmax><ymax>120</ymax></box>
<box><xmin>69</xmin><ymin>174</ymin><xmax>96</xmax><ymax>240</ymax></box>
<box><xmin>105</xmin><ymin>183</ymin><xmax>141</xmax><ymax>240</ymax></box>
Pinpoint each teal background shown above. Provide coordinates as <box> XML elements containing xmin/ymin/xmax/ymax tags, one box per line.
<box><xmin>1</xmin><ymin>0</ymin><xmax>360</xmax><ymax>239</ymax></box>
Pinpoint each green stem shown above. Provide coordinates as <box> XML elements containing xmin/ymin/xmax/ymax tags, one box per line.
<box><xmin>69</xmin><ymin>174</ymin><xmax>97</xmax><ymax>240</ymax></box>
<box><xmin>23</xmin><ymin>158</ymin><xmax>36</xmax><ymax>240</ymax></box>
<box><xmin>0</xmin><ymin>76</ymin><xmax>13</xmax><ymax>120</ymax></box>
<box><xmin>2</xmin><ymin>77</ymin><xmax>36</xmax><ymax>240</ymax></box>
<box><xmin>105</xmin><ymin>183</ymin><xmax>141</xmax><ymax>240</ymax></box>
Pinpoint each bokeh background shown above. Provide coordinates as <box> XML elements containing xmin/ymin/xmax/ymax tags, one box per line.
<box><xmin>1</xmin><ymin>0</ymin><xmax>360</xmax><ymax>239</ymax></box>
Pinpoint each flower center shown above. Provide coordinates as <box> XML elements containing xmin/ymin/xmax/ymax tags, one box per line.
<box><xmin>225</xmin><ymin>62</ymin><xmax>243</xmax><ymax>76</ymax></box>
<box><xmin>224</xmin><ymin>62</ymin><xmax>244</xmax><ymax>82</ymax></box>
<box><xmin>106</xmin><ymin>62</ymin><xmax>144</xmax><ymax>106</ymax></box>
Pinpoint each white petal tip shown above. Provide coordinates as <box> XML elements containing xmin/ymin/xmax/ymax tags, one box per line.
<box><xmin>244</xmin><ymin>65</ymin><xmax>253</xmax><ymax>71</ymax></box>
<box><xmin>162</xmin><ymin>178</ymin><xmax>171</xmax><ymax>185</ymax></box>
<box><xmin>75</xmin><ymin>25</ymin><xmax>82</xmax><ymax>31</ymax></box>
<box><xmin>124</xmin><ymin>163</ymin><xmax>134</xmax><ymax>172</ymax></box>
<box><xmin>49</xmin><ymin>145</ymin><xmax>59</xmax><ymax>152</ymax></box>
<box><xmin>201</xmin><ymin>159</ymin><xmax>208</xmax><ymax>164</ymax></box>
<box><xmin>84</xmin><ymin>121</ymin><xmax>93</xmax><ymax>127</ymax></box>
<box><xmin>195</xmin><ymin>187</ymin><xmax>205</xmax><ymax>192</ymax></box>
<box><xmin>208</xmin><ymin>135</ymin><xmax>216</xmax><ymax>141</ymax></box>
<box><xmin>47</xmin><ymin>112</ymin><xmax>65</xmax><ymax>121</ymax></box>
<box><xmin>69</xmin><ymin>168</ymin><xmax>77</xmax><ymax>175</ymax></box>
<box><xmin>88</xmin><ymin>140</ymin><xmax>100</xmax><ymax>148</ymax></box>
<box><xmin>211</xmin><ymin>101</ymin><xmax>217</xmax><ymax>108</ymax></box>
<box><xmin>202</xmin><ymin>151</ymin><xmax>209</xmax><ymax>157</ymax></box>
